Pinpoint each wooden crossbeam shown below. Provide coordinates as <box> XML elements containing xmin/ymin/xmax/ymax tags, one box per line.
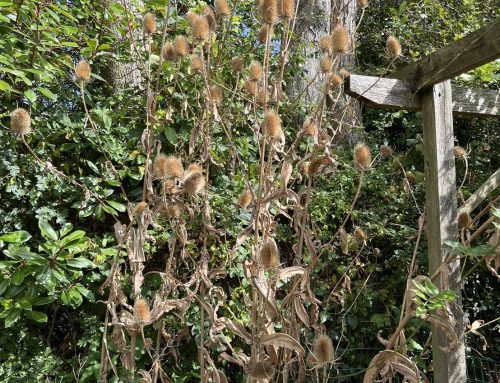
<box><xmin>458</xmin><ymin>168</ymin><xmax>500</xmax><ymax>215</ymax></box>
<box><xmin>390</xmin><ymin>18</ymin><xmax>500</xmax><ymax>91</ymax></box>
<box><xmin>345</xmin><ymin>74</ymin><xmax>500</xmax><ymax>118</ymax></box>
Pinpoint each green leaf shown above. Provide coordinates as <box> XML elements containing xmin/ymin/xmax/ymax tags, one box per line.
<box><xmin>164</xmin><ymin>126</ymin><xmax>178</xmax><ymax>144</ymax></box>
<box><xmin>24</xmin><ymin>89</ymin><xmax>37</xmax><ymax>103</ymax></box>
<box><xmin>17</xmin><ymin>299</ymin><xmax>32</xmax><ymax>310</ymax></box>
<box><xmin>38</xmin><ymin>87</ymin><xmax>57</xmax><ymax>101</ymax></box>
<box><xmin>106</xmin><ymin>200</ymin><xmax>127</xmax><ymax>212</ymax></box>
<box><xmin>4</xmin><ymin>308</ymin><xmax>21</xmax><ymax>327</ymax></box>
<box><xmin>100</xmin><ymin>203</ymin><xmax>117</xmax><ymax>216</ymax></box>
<box><xmin>0</xmin><ymin>231</ymin><xmax>31</xmax><ymax>243</ymax></box>
<box><xmin>26</xmin><ymin>311</ymin><xmax>48</xmax><ymax>323</ymax></box>
<box><xmin>39</xmin><ymin>221</ymin><xmax>58</xmax><ymax>241</ymax></box>
<box><xmin>0</xmin><ymin>79</ymin><xmax>10</xmax><ymax>91</ymax></box>
<box><xmin>66</xmin><ymin>258</ymin><xmax>95</xmax><ymax>269</ymax></box>
<box><xmin>60</xmin><ymin>230</ymin><xmax>86</xmax><ymax>247</ymax></box>
<box><xmin>12</xmin><ymin>267</ymin><xmax>28</xmax><ymax>285</ymax></box>
<box><xmin>33</xmin><ymin>296</ymin><xmax>56</xmax><ymax>306</ymax></box>
<box><xmin>0</xmin><ymin>279</ymin><xmax>9</xmax><ymax>295</ymax></box>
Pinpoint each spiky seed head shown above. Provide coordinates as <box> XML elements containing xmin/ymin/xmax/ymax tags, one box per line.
<box><xmin>458</xmin><ymin>211</ymin><xmax>472</xmax><ymax>229</ymax></box>
<box><xmin>453</xmin><ymin>146</ymin><xmax>466</xmax><ymax>158</ymax></box>
<box><xmin>263</xmin><ymin>110</ymin><xmax>281</xmax><ymax>139</ymax></box>
<box><xmin>134</xmin><ymin>201</ymin><xmax>148</xmax><ymax>216</ymax></box>
<box><xmin>260</xmin><ymin>0</ymin><xmax>278</xmax><ymax>24</ymax></box>
<box><xmin>231</xmin><ymin>57</ymin><xmax>244</xmax><ymax>73</ymax></box>
<box><xmin>330</xmin><ymin>73</ymin><xmax>344</xmax><ymax>87</ymax></box>
<box><xmin>248</xmin><ymin>362</ymin><xmax>275</xmax><ymax>379</ymax></box>
<box><xmin>379</xmin><ymin>144</ymin><xmax>393</xmax><ymax>158</ymax></box>
<box><xmin>191</xmin><ymin>15</ymin><xmax>210</xmax><ymax>43</ymax></box>
<box><xmin>354</xmin><ymin>227</ymin><xmax>367</xmax><ymax>242</ymax></box>
<box><xmin>203</xmin><ymin>7</ymin><xmax>216</xmax><ymax>30</ymax></box>
<box><xmin>320</xmin><ymin>57</ymin><xmax>333</xmax><ymax>73</ymax></box>
<box><xmin>256</xmin><ymin>88</ymin><xmax>269</xmax><ymax>106</ymax></box>
<box><xmin>173</xmin><ymin>35</ymin><xmax>189</xmax><ymax>58</ymax></box>
<box><xmin>185</xmin><ymin>12</ymin><xmax>197</xmax><ymax>27</ymax></box>
<box><xmin>162</xmin><ymin>43</ymin><xmax>175</xmax><ymax>61</ymax></box>
<box><xmin>237</xmin><ymin>190</ymin><xmax>253</xmax><ymax>208</ymax></box>
<box><xmin>10</xmin><ymin>108</ymin><xmax>31</xmax><ymax>135</ymax></box>
<box><xmin>143</xmin><ymin>13</ymin><xmax>157</xmax><ymax>34</ymax></box>
<box><xmin>166</xmin><ymin>204</ymin><xmax>181</xmax><ymax>219</ymax></box>
<box><xmin>312</xmin><ymin>335</ymin><xmax>334</xmax><ymax>363</ymax></box>
<box><xmin>357</xmin><ymin>0</ymin><xmax>370</xmax><ymax>8</ymax></box>
<box><xmin>154</xmin><ymin>154</ymin><xmax>184</xmax><ymax>179</ymax></box>
<box><xmin>209</xmin><ymin>85</ymin><xmax>224</xmax><ymax>105</ymax></box>
<box><xmin>332</xmin><ymin>26</ymin><xmax>349</xmax><ymax>53</ymax></box>
<box><xmin>300</xmin><ymin>162</ymin><xmax>310</xmax><ymax>176</ymax></box>
<box><xmin>280</xmin><ymin>0</ymin><xmax>294</xmax><ymax>19</ymax></box>
<box><xmin>354</xmin><ymin>143</ymin><xmax>372</xmax><ymax>170</ymax></box>
<box><xmin>75</xmin><ymin>60</ymin><xmax>91</xmax><ymax>83</ymax></box>
<box><xmin>386</xmin><ymin>35</ymin><xmax>402</xmax><ymax>59</ymax></box>
<box><xmin>319</xmin><ymin>35</ymin><xmax>332</xmax><ymax>53</ymax></box>
<box><xmin>249</xmin><ymin>61</ymin><xmax>263</xmax><ymax>82</ymax></box>
<box><xmin>215</xmin><ymin>0</ymin><xmax>231</xmax><ymax>18</ymax></box>
<box><xmin>339</xmin><ymin>68</ymin><xmax>350</xmax><ymax>79</ymax></box>
<box><xmin>308</xmin><ymin>156</ymin><xmax>325</xmax><ymax>176</ymax></box>
<box><xmin>134</xmin><ymin>298</ymin><xmax>151</xmax><ymax>323</ymax></box>
<box><xmin>245</xmin><ymin>80</ymin><xmax>258</xmax><ymax>96</ymax></box>
<box><xmin>303</xmin><ymin>118</ymin><xmax>317</xmax><ymax>137</ymax></box>
<box><xmin>183</xmin><ymin>164</ymin><xmax>205</xmax><ymax>195</ymax></box>
<box><xmin>191</xmin><ymin>55</ymin><xmax>203</xmax><ymax>73</ymax></box>
<box><xmin>258</xmin><ymin>25</ymin><xmax>273</xmax><ymax>44</ymax></box>
<box><xmin>259</xmin><ymin>239</ymin><xmax>280</xmax><ymax>269</ymax></box>
<box><xmin>187</xmin><ymin>163</ymin><xmax>202</xmax><ymax>174</ymax></box>
<box><xmin>163</xmin><ymin>179</ymin><xmax>177</xmax><ymax>194</ymax></box>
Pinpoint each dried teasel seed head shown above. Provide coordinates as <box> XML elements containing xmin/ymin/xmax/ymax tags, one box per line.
<box><xmin>332</xmin><ymin>25</ymin><xmax>349</xmax><ymax>53</ymax></box>
<box><xmin>231</xmin><ymin>57</ymin><xmax>244</xmax><ymax>73</ymax></box>
<box><xmin>453</xmin><ymin>146</ymin><xmax>466</xmax><ymax>158</ymax></box>
<box><xmin>166</xmin><ymin>203</ymin><xmax>182</xmax><ymax>219</ymax></box>
<box><xmin>11</xmin><ymin>108</ymin><xmax>31</xmax><ymax>136</ymax></box>
<box><xmin>263</xmin><ymin>110</ymin><xmax>282</xmax><ymax>139</ymax></box>
<box><xmin>279</xmin><ymin>0</ymin><xmax>294</xmax><ymax>19</ymax></box>
<box><xmin>163</xmin><ymin>179</ymin><xmax>177</xmax><ymax>194</ymax></box>
<box><xmin>134</xmin><ymin>298</ymin><xmax>151</xmax><ymax>323</ymax></box>
<box><xmin>320</xmin><ymin>57</ymin><xmax>333</xmax><ymax>73</ymax></box>
<box><xmin>339</xmin><ymin>68</ymin><xmax>350</xmax><ymax>79</ymax></box>
<box><xmin>209</xmin><ymin>85</ymin><xmax>224</xmax><ymax>105</ymax></box>
<box><xmin>354</xmin><ymin>227</ymin><xmax>367</xmax><ymax>242</ymax></box>
<box><xmin>248</xmin><ymin>361</ymin><xmax>275</xmax><ymax>379</ymax></box>
<box><xmin>357</xmin><ymin>0</ymin><xmax>370</xmax><ymax>8</ymax></box>
<box><xmin>154</xmin><ymin>154</ymin><xmax>184</xmax><ymax>179</ymax></box>
<box><xmin>249</xmin><ymin>61</ymin><xmax>263</xmax><ymax>82</ymax></box>
<box><xmin>458</xmin><ymin>211</ymin><xmax>472</xmax><ymax>229</ymax></box>
<box><xmin>312</xmin><ymin>335</ymin><xmax>334</xmax><ymax>363</ymax></box>
<box><xmin>162</xmin><ymin>43</ymin><xmax>175</xmax><ymax>61</ymax></box>
<box><xmin>256</xmin><ymin>88</ymin><xmax>269</xmax><ymax>106</ymax></box>
<box><xmin>330</xmin><ymin>73</ymin><xmax>344</xmax><ymax>87</ymax></box>
<box><xmin>386</xmin><ymin>35</ymin><xmax>402</xmax><ymax>59</ymax></box>
<box><xmin>259</xmin><ymin>239</ymin><xmax>280</xmax><ymax>269</ymax></box>
<box><xmin>303</xmin><ymin>118</ymin><xmax>317</xmax><ymax>137</ymax></box>
<box><xmin>215</xmin><ymin>0</ymin><xmax>231</xmax><ymax>18</ymax></box>
<box><xmin>173</xmin><ymin>35</ymin><xmax>189</xmax><ymax>58</ymax></box>
<box><xmin>354</xmin><ymin>143</ymin><xmax>372</xmax><ymax>170</ymax></box>
<box><xmin>75</xmin><ymin>60</ymin><xmax>91</xmax><ymax>83</ymax></box>
<box><xmin>379</xmin><ymin>144</ymin><xmax>393</xmax><ymax>158</ymax></box>
<box><xmin>191</xmin><ymin>55</ymin><xmax>203</xmax><ymax>73</ymax></box>
<box><xmin>134</xmin><ymin>201</ymin><xmax>148</xmax><ymax>216</ymax></box>
<box><xmin>191</xmin><ymin>15</ymin><xmax>210</xmax><ymax>43</ymax></box>
<box><xmin>143</xmin><ymin>13</ymin><xmax>157</xmax><ymax>34</ymax></box>
<box><xmin>245</xmin><ymin>80</ymin><xmax>258</xmax><ymax>96</ymax></box>
<box><xmin>237</xmin><ymin>190</ymin><xmax>253</xmax><ymax>208</ymax></box>
<box><xmin>319</xmin><ymin>35</ymin><xmax>332</xmax><ymax>53</ymax></box>
<box><xmin>203</xmin><ymin>7</ymin><xmax>216</xmax><ymax>30</ymax></box>
<box><xmin>185</xmin><ymin>12</ymin><xmax>197</xmax><ymax>27</ymax></box>
<box><xmin>258</xmin><ymin>25</ymin><xmax>273</xmax><ymax>44</ymax></box>
<box><xmin>183</xmin><ymin>164</ymin><xmax>205</xmax><ymax>195</ymax></box>
<box><xmin>308</xmin><ymin>156</ymin><xmax>325</xmax><ymax>176</ymax></box>
<box><xmin>260</xmin><ymin>0</ymin><xmax>278</xmax><ymax>24</ymax></box>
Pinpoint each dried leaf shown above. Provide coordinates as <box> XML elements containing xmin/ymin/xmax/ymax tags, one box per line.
<box><xmin>260</xmin><ymin>333</ymin><xmax>305</xmax><ymax>356</ymax></box>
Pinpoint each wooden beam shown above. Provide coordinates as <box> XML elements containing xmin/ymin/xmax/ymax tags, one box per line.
<box><xmin>345</xmin><ymin>74</ymin><xmax>500</xmax><ymax>118</ymax></box>
<box><xmin>458</xmin><ymin>168</ymin><xmax>500</xmax><ymax>215</ymax></box>
<box><xmin>390</xmin><ymin>18</ymin><xmax>500</xmax><ymax>91</ymax></box>
<box><xmin>421</xmin><ymin>81</ymin><xmax>466</xmax><ymax>381</ymax></box>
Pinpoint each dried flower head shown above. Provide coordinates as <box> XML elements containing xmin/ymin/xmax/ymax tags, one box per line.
<box><xmin>258</xmin><ymin>24</ymin><xmax>273</xmax><ymax>44</ymax></box>
<box><xmin>191</xmin><ymin>15</ymin><xmax>210</xmax><ymax>43</ymax></box>
<box><xmin>379</xmin><ymin>144</ymin><xmax>393</xmax><ymax>158</ymax></box>
<box><xmin>249</xmin><ymin>61</ymin><xmax>263</xmax><ymax>82</ymax></box>
<box><xmin>312</xmin><ymin>335</ymin><xmax>334</xmax><ymax>363</ymax></box>
<box><xmin>203</xmin><ymin>7</ymin><xmax>216</xmax><ymax>30</ymax></box>
<box><xmin>183</xmin><ymin>164</ymin><xmax>205</xmax><ymax>195</ymax></box>
<box><xmin>453</xmin><ymin>146</ymin><xmax>467</xmax><ymax>158</ymax></box>
<box><xmin>260</xmin><ymin>0</ymin><xmax>278</xmax><ymax>24</ymax></box>
<box><xmin>259</xmin><ymin>239</ymin><xmax>280</xmax><ymax>269</ymax></box>
<box><xmin>134</xmin><ymin>298</ymin><xmax>151</xmax><ymax>323</ymax></box>
<box><xmin>339</xmin><ymin>68</ymin><xmax>350</xmax><ymax>79</ymax></box>
<box><xmin>245</xmin><ymin>80</ymin><xmax>258</xmax><ymax>96</ymax></box>
<box><xmin>75</xmin><ymin>60</ymin><xmax>91</xmax><ymax>83</ymax></box>
<box><xmin>163</xmin><ymin>179</ymin><xmax>177</xmax><ymax>194</ymax></box>
<box><xmin>154</xmin><ymin>154</ymin><xmax>184</xmax><ymax>179</ymax></box>
<box><xmin>143</xmin><ymin>13</ymin><xmax>157</xmax><ymax>34</ymax></box>
<box><xmin>185</xmin><ymin>12</ymin><xmax>197</xmax><ymax>27</ymax></box>
<box><xmin>386</xmin><ymin>35</ymin><xmax>402</xmax><ymax>59</ymax></box>
<box><xmin>173</xmin><ymin>35</ymin><xmax>189</xmax><ymax>58</ymax></box>
<box><xmin>354</xmin><ymin>227</ymin><xmax>367</xmax><ymax>242</ymax></box>
<box><xmin>134</xmin><ymin>201</ymin><xmax>148</xmax><ymax>216</ymax></box>
<box><xmin>279</xmin><ymin>0</ymin><xmax>294</xmax><ymax>19</ymax></box>
<box><xmin>256</xmin><ymin>88</ymin><xmax>269</xmax><ymax>106</ymax></box>
<box><xmin>215</xmin><ymin>0</ymin><xmax>231</xmax><ymax>18</ymax></box>
<box><xmin>320</xmin><ymin>57</ymin><xmax>333</xmax><ymax>73</ymax></box>
<box><xmin>209</xmin><ymin>85</ymin><xmax>224</xmax><ymax>105</ymax></box>
<box><xmin>237</xmin><ymin>190</ymin><xmax>253</xmax><ymax>208</ymax></box>
<box><xmin>308</xmin><ymin>156</ymin><xmax>325</xmax><ymax>176</ymax></box>
<box><xmin>166</xmin><ymin>204</ymin><xmax>182</xmax><ymax>219</ymax></box>
<box><xmin>263</xmin><ymin>110</ymin><xmax>282</xmax><ymax>139</ymax></box>
<box><xmin>231</xmin><ymin>57</ymin><xmax>244</xmax><ymax>73</ymax></box>
<box><xmin>357</xmin><ymin>0</ymin><xmax>370</xmax><ymax>8</ymax></box>
<box><xmin>248</xmin><ymin>361</ymin><xmax>275</xmax><ymax>379</ymax></box>
<box><xmin>303</xmin><ymin>118</ymin><xmax>317</xmax><ymax>137</ymax></box>
<box><xmin>330</xmin><ymin>73</ymin><xmax>344</xmax><ymax>87</ymax></box>
<box><xmin>332</xmin><ymin>26</ymin><xmax>349</xmax><ymax>53</ymax></box>
<box><xmin>354</xmin><ymin>143</ymin><xmax>372</xmax><ymax>170</ymax></box>
<box><xmin>191</xmin><ymin>55</ymin><xmax>203</xmax><ymax>73</ymax></box>
<box><xmin>162</xmin><ymin>43</ymin><xmax>175</xmax><ymax>61</ymax></box>
<box><xmin>319</xmin><ymin>35</ymin><xmax>332</xmax><ymax>53</ymax></box>
<box><xmin>11</xmin><ymin>108</ymin><xmax>31</xmax><ymax>135</ymax></box>
<box><xmin>458</xmin><ymin>211</ymin><xmax>472</xmax><ymax>229</ymax></box>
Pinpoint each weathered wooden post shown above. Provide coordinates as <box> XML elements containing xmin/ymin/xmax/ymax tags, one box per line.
<box><xmin>345</xmin><ymin>17</ymin><xmax>500</xmax><ymax>382</ymax></box>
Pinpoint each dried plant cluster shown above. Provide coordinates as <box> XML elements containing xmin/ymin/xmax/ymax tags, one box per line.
<box><xmin>11</xmin><ymin>1</ymin><xmax>483</xmax><ymax>382</ymax></box>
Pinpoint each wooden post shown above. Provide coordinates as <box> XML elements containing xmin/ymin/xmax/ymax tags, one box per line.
<box><xmin>421</xmin><ymin>81</ymin><xmax>466</xmax><ymax>382</ymax></box>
